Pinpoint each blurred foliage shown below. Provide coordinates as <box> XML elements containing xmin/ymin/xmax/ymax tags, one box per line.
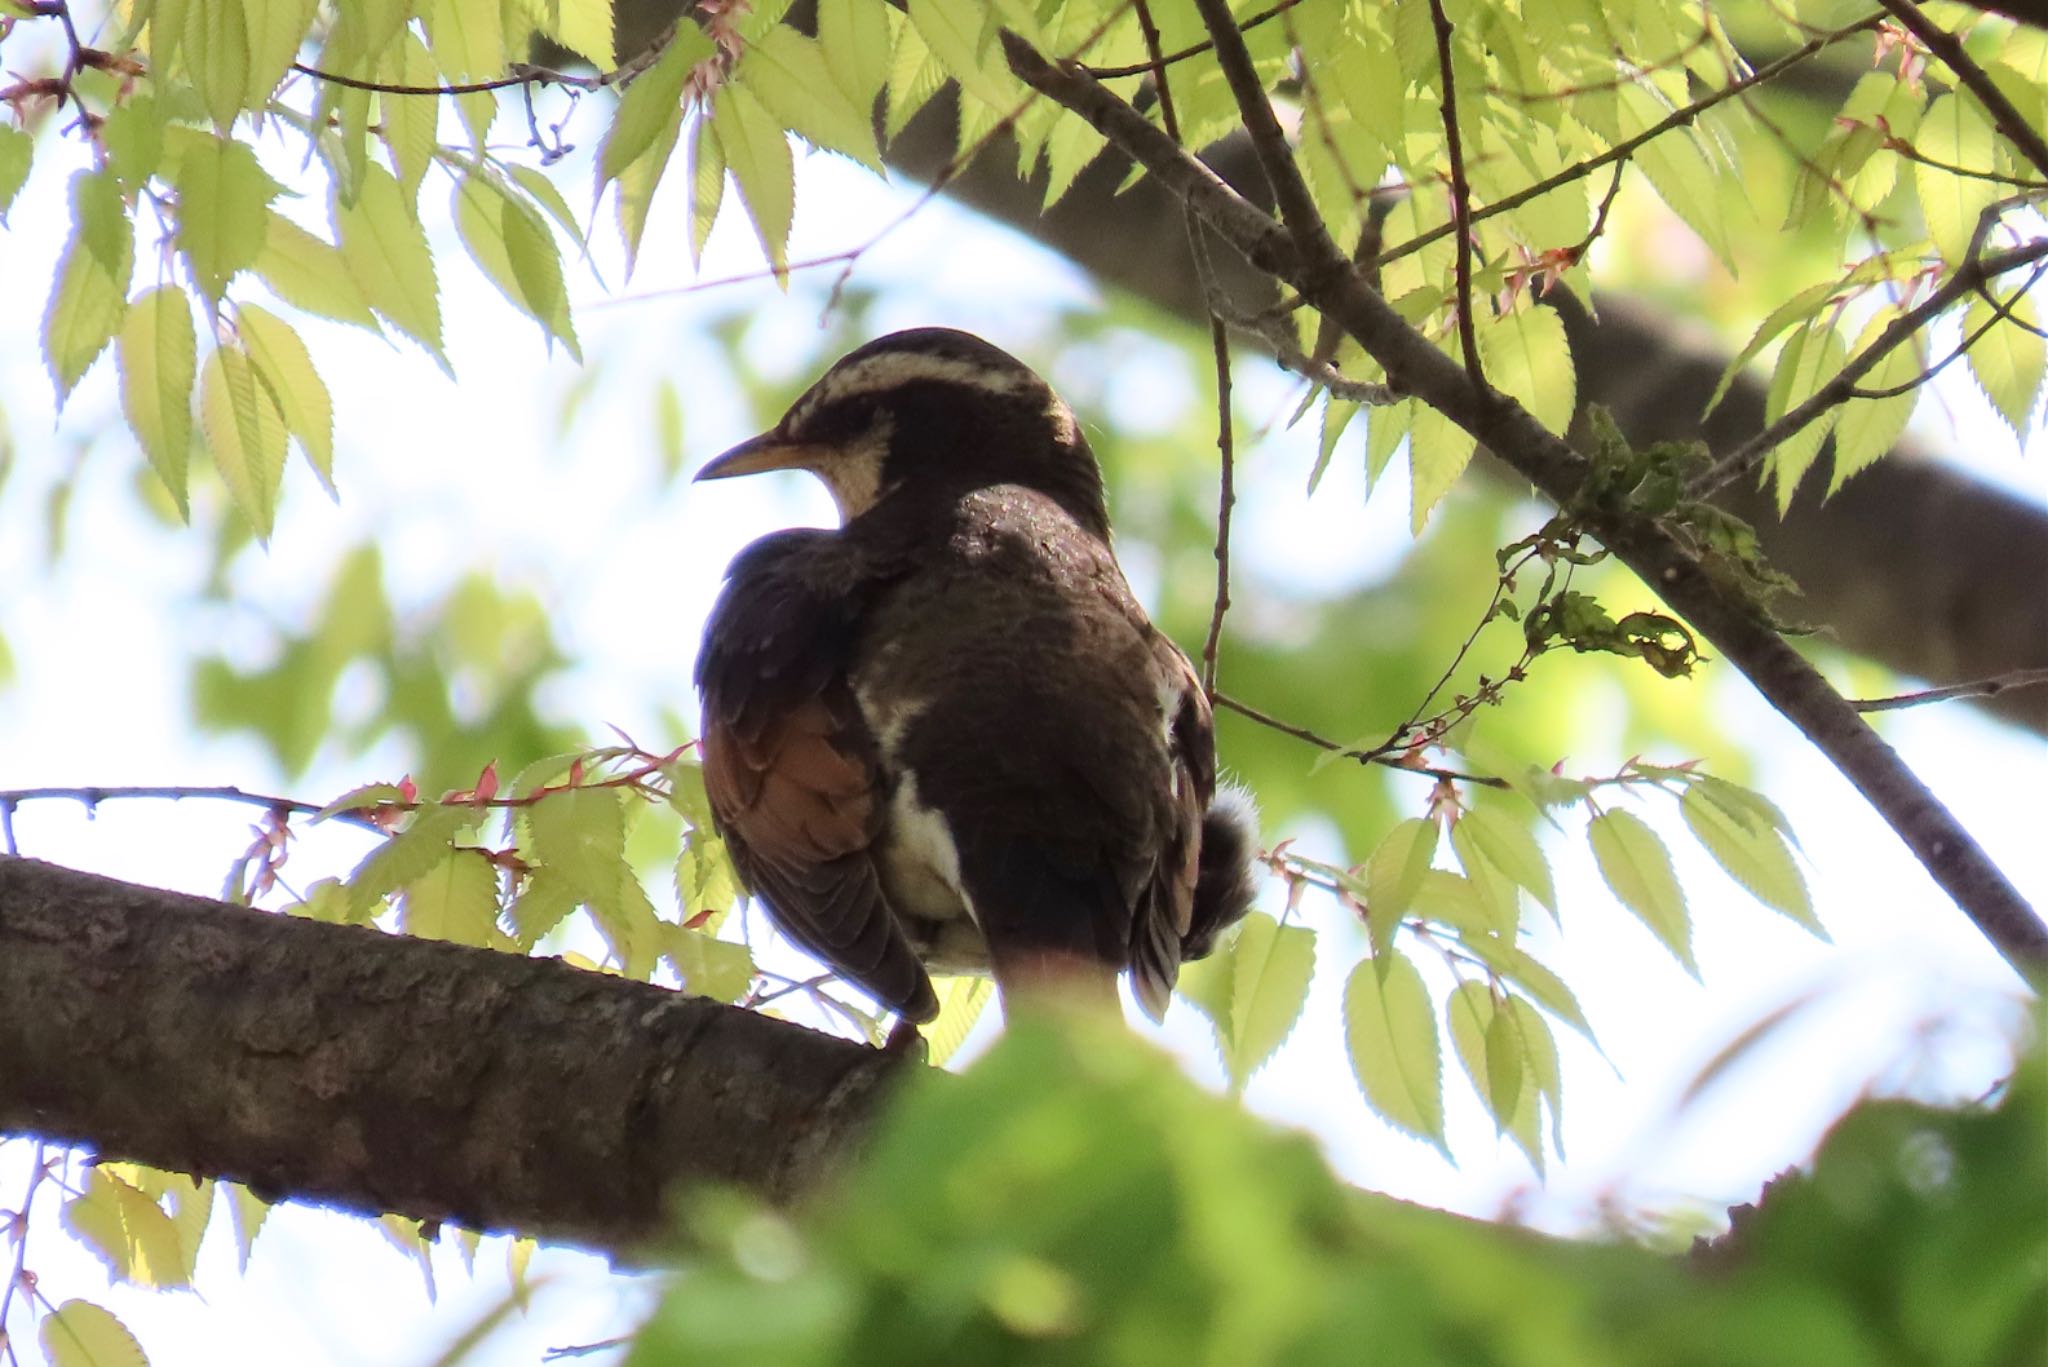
<box><xmin>628</xmin><ymin>1010</ymin><xmax>2046</xmax><ymax>1367</ymax></box>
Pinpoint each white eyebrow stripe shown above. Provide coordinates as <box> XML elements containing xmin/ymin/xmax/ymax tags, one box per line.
<box><xmin>788</xmin><ymin>351</ymin><xmax>1047</xmax><ymax>428</ymax></box>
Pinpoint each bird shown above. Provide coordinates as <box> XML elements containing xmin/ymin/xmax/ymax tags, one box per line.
<box><xmin>693</xmin><ymin>327</ymin><xmax>1258</xmax><ymax>1027</ymax></box>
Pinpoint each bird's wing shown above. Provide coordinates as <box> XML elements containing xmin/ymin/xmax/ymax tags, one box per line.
<box><xmin>1128</xmin><ymin>638</ymin><xmax>1216</xmax><ymax>1021</ymax></box>
<box><xmin>695</xmin><ymin>531</ymin><xmax>938</xmax><ymax>1022</ymax></box>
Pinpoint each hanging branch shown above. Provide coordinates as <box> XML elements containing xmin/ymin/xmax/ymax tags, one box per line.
<box><xmin>1426</xmin><ymin>0</ymin><xmax>1487</xmax><ymax>389</ymax></box>
<box><xmin>998</xmin><ymin>28</ymin><xmax>2048</xmax><ymax>978</ymax></box>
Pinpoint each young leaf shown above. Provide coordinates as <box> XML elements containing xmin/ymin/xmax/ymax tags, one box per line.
<box><xmin>182</xmin><ymin>0</ymin><xmax>254</xmax><ymax>127</ymax></box>
<box><xmin>1828</xmin><ymin>321</ymin><xmax>1921</xmax><ymax>493</ymax></box>
<box><xmin>401</xmin><ymin>848</ymin><xmax>503</xmax><ymax>946</ymax></box>
<box><xmin>253</xmin><ymin>212</ymin><xmax>382</xmax><ymax>331</ymax></box>
<box><xmin>346</xmin><ymin>804</ymin><xmax>472</xmax><ymax>918</ymax></box>
<box><xmin>907</xmin><ymin>0</ymin><xmax>1016</xmax><ymax>109</ymax></box>
<box><xmin>424</xmin><ymin>0</ymin><xmax>505</xmax><ymax>146</ymax></box>
<box><xmin>1476</xmin><ymin>303</ymin><xmax>1575</xmax><ymax>436</ymax></box>
<box><xmin>1177</xmin><ymin>911</ymin><xmax>1315</xmax><ymax>1092</ymax></box>
<box><xmin>1620</xmin><ymin>84</ymin><xmax>1733</xmax><ymax>268</ymax></box>
<box><xmin>1452</xmin><ymin>931</ymin><xmax>1597</xmax><ymax>1044</ymax></box>
<box><xmin>596</xmin><ymin>24</ymin><xmax>706</xmax><ymax>186</ymax></box>
<box><xmin>686</xmin><ymin>115</ymin><xmax>725</xmax><ymax>268</ymax></box>
<box><xmin>619</xmin><ymin>106</ymin><xmax>687</xmax><ymax>278</ymax></box>
<box><xmin>118</xmin><ymin>285</ymin><xmax>198</xmax><ymax>517</ymax></box>
<box><xmin>199</xmin><ymin>342</ymin><xmax>289</xmax><ymax>541</ymax></box>
<box><xmin>226</xmin><ymin>1183</ymin><xmax>271</xmax><ymax>1273</ymax></box>
<box><xmin>1963</xmin><ymin>289</ymin><xmax>2045</xmax><ymax>438</ymax></box>
<box><xmin>236</xmin><ymin>302</ymin><xmax>335</xmax><ymax>492</ymax></box>
<box><xmin>1763</xmin><ymin>320</ymin><xmax>1847</xmax><ymax>513</ymax></box>
<box><xmin>663</xmin><ymin>926</ymin><xmax>757</xmax><ymax>1004</ymax></box>
<box><xmin>335</xmin><ymin>162</ymin><xmax>447</xmax><ymax>367</ymax></box>
<box><xmin>1342</xmin><ymin>950</ymin><xmax>1447</xmax><ymax>1150</ymax></box>
<box><xmin>39</xmin><ymin>1299</ymin><xmax>148</xmax><ymax>1367</ymax></box>
<box><xmin>381</xmin><ymin>31</ymin><xmax>442</xmax><ymax>201</ymax></box>
<box><xmin>1588</xmin><ymin>808</ymin><xmax>1695</xmax><ymax>974</ymax></box>
<box><xmin>44</xmin><ymin>171</ymin><xmax>134</xmax><ymax>403</ymax></box>
<box><xmin>712</xmin><ymin>83</ymin><xmax>794</xmax><ymax>275</ymax></box>
<box><xmin>510</xmin><ymin>865</ymin><xmax>580</xmax><ymax>945</ymax></box>
<box><xmin>1363</xmin><ymin>816</ymin><xmax>1437</xmax><ymax>954</ymax></box>
<box><xmin>453</xmin><ymin>171</ymin><xmax>580</xmax><ymax>358</ymax></box>
<box><xmin>1507</xmin><ymin>996</ymin><xmax>1565</xmax><ymax>1154</ymax></box>
<box><xmin>818</xmin><ymin>0</ymin><xmax>895</xmax><ymax>111</ymax></box>
<box><xmin>1446</xmin><ymin>981</ymin><xmax>1520</xmax><ymax>1138</ymax></box>
<box><xmin>168</xmin><ymin>127</ymin><xmax>280</xmax><ymax>302</ymax></box>
<box><xmin>1914</xmin><ymin>94</ymin><xmax>1998</xmax><ymax>267</ymax></box>
<box><xmin>1453</xmin><ymin>804</ymin><xmax>1557</xmax><ymax>917</ymax></box>
<box><xmin>923</xmin><ymin>975</ymin><xmax>994</xmax><ymax>1067</ymax></box>
<box><xmin>742</xmin><ymin>27</ymin><xmax>884</xmax><ymax>171</ymax></box>
<box><xmin>1409</xmin><ymin>401</ymin><xmax>1477</xmax><ymax>531</ymax></box>
<box><xmin>1680</xmin><ymin>782</ymin><xmax>1821</xmax><ymax>935</ymax></box>
<box><xmin>0</xmin><ymin>123</ymin><xmax>31</xmax><ymax>215</ymax></box>
<box><xmin>533</xmin><ymin>0</ymin><xmax>612</xmax><ymax>65</ymax></box>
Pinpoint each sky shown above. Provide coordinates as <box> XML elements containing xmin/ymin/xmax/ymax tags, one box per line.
<box><xmin>1</xmin><ymin>56</ymin><xmax>2044</xmax><ymax>1367</ymax></box>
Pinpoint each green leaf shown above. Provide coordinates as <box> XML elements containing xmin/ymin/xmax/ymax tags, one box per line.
<box><xmin>1409</xmin><ymin>400</ymin><xmax>1476</xmax><ymax>531</ymax></box>
<box><xmin>1175</xmin><ymin>911</ymin><xmax>1314</xmax><ymax>1091</ymax></box>
<box><xmin>713</xmin><ymin>83</ymin><xmax>794</xmax><ymax>275</ymax></box>
<box><xmin>532</xmin><ymin>0</ymin><xmax>612</xmax><ymax>65</ymax></box>
<box><xmin>1477</xmin><ymin>302</ymin><xmax>1575</xmax><ymax>435</ymax></box>
<box><xmin>200</xmin><ymin>342</ymin><xmax>288</xmax><ymax>541</ymax></box>
<box><xmin>817</xmin><ymin>0</ymin><xmax>895</xmax><ymax>112</ymax></box>
<box><xmin>1452</xmin><ymin>804</ymin><xmax>1557</xmax><ymax>917</ymax></box>
<box><xmin>402</xmin><ymin>848</ymin><xmax>503</xmax><ymax>946</ymax></box>
<box><xmin>1410</xmin><ymin>868</ymin><xmax>1512</xmax><ymax>937</ymax></box>
<box><xmin>62</xmin><ymin>1166</ymin><xmax>192</xmax><ymax>1287</ymax></box>
<box><xmin>347</xmin><ymin>804</ymin><xmax>472</xmax><ymax>917</ymax></box>
<box><xmin>335</xmin><ymin>162</ymin><xmax>447</xmax><ymax>367</ymax></box>
<box><xmin>252</xmin><ymin>212</ymin><xmax>381</xmax><ymax>330</ymax></box>
<box><xmin>1342</xmin><ymin>950</ymin><xmax>1446</xmax><ymax>1149</ymax></box>
<box><xmin>1763</xmin><ymin>320</ymin><xmax>1847</xmax><ymax>512</ymax></box>
<box><xmin>424</xmin><ymin>0</ymin><xmax>504</xmax><ymax>145</ymax></box>
<box><xmin>510</xmin><ymin>865</ymin><xmax>579</xmax><ymax>944</ymax></box>
<box><xmin>618</xmin><ymin>105</ymin><xmax>687</xmax><ymax>279</ymax></box>
<box><xmin>454</xmin><ymin>170</ymin><xmax>581</xmax><ymax>358</ymax></box>
<box><xmin>1363</xmin><ymin>817</ymin><xmax>1437</xmax><ymax>954</ymax></box>
<box><xmin>167</xmin><ymin>129</ymin><xmax>280</xmax><ymax>302</ymax></box>
<box><xmin>244</xmin><ymin>0</ymin><xmax>318</xmax><ymax>112</ymax></box>
<box><xmin>183</xmin><ymin>0</ymin><xmax>253</xmax><ymax>127</ymax></box>
<box><xmin>1507</xmin><ymin>995</ymin><xmax>1565</xmax><ymax>1155</ymax></box>
<box><xmin>509</xmin><ymin>164</ymin><xmax>585</xmax><ymax>245</ymax></box>
<box><xmin>381</xmin><ymin>31</ymin><xmax>442</xmax><ymax>202</ymax></box>
<box><xmin>527</xmin><ymin>785</ymin><xmax>627</xmax><ymax>893</ymax></box>
<box><xmin>1621</xmin><ymin>84</ymin><xmax>1733</xmax><ymax>268</ymax></box>
<box><xmin>0</xmin><ymin>123</ymin><xmax>31</xmax><ymax>215</ymax></box>
<box><xmin>39</xmin><ymin>1300</ymin><xmax>148</xmax><ymax>1367</ymax></box>
<box><xmin>44</xmin><ymin>170</ymin><xmax>134</xmax><ymax>403</ymax></box>
<box><xmin>237</xmin><ymin>302</ymin><xmax>335</xmax><ymax>494</ymax></box>
<box><xmin>1915</xmin><ymin>93</ymin><xmax>1999</xmax><ymax>267</ymax></box>
<box><xmin>1453</xmin><ymin>931</ymin><xmax>1597</xmax><ymax>1044</ymax></box>
<box><xmin>226</xmin><ymin>1184</ymin><xmax>271</xmax><ymax>1273</ymax></box>
<box><xmin>907</xmin><ymin>0</ymin><xmax>1018</xmax><ymax>109</ymax></box>
<box><xmin>1445</xmin><ymin>981</ymin><xmax>1513</xmax><ymax>1135</ymax></box>
<box><xmin>742</xmin><ymin>27</ymin><xmax>884</xmax><ymax>172</ymax></box>
<box><xmin>1588</xmin><ymin>808</ymin><xmax>1695</xmax><ymax>974</ymax></box>
<box><xmin>1680</xmin><ymin>781</ymin><xmax>1821</xmax><ymax>935</ymax></box>
<box><xmin>1963</xmin><ymin>288</ymin><xmax>2045</xmax><ymax>438</ymax></box>
<box><xmin>118</xmin><ymin>285</ymin><xmax>197</xmax><ymax>518</ymax></box>
<box><xmin>663</xmin><ymin>925</ymin><xmax>758</xmax><ymax>1004</ymax></box>
<box><xmin>1829</xmin><ymin>318</ymin><xmax>1921</xmax><ymax>493</ymax></box>
<box><xmin>686</xmin><ymin>114</ymin><xmax>724</xmax><ymax>269</ymax></box>
<box><xmin>597</xmin><ymin>25</ymin><xmax>708</xmax><ymax>185</ymax></box>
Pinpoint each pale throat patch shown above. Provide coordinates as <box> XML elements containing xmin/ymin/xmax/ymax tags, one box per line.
<box><xmin>809</xmin><ymin>415</ymin><xmax>893</xmax><ymax>522</ymax></box>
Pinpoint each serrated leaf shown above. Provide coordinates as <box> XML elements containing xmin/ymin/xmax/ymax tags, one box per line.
<box><xmin>510</xmin><ymin>865</ymin><xmax>579</xmax><ymax>944</ymax></box>
<box><xmin>1310</xmin><ymin>397</ymin><xmax>1357</xmax><ymax>494</ymax></box>
<box><xmin>1365</xmin><ymin>397</ymin><xmax>1410</xmax><ymax>489</ymax></box>
<box><xmin>1680</xmin><ymin>782</ymin><xmax>1821</xmax><ymax>934</ymax></box>
<box><xmin>592</xmin><ymin>869</ymin><xmax>660</xmax><ymax>979</ymax></box>
<box><xmin>818</xmin><ymin>0</ymin><xmax>894</xmax><ymax>112</ymax></box>
<box><xmin>245</xmin><ymin>0</ymin><xmax>317</xmax><ymax>110</ymax></box>
<box><xmin>1963</xmin><ymin>288</ymin><xmax>2045</xmax><ymax>437</ymax></box>
<box><xmin>183</xmin><ymin>0</ymin><xmax>252</xmax><ymax>127</ymax></box>
<box><xmin>335</xmin><ymin>162</ymin><xmax>446</xmax><ymax>366</ymax></box>
<box><xmin>200</xmin><ymin>342</ymin><xmax>288</xmax><ymax>540</ymax></box>
<box><xmin>236</xmin><ymin>302</ymin><xmax>334</xmax><ymax>493</ymax></box>
<box><xmin>314</xmin><ymin>781</ymin><xmax>406</xmax><ymax>821</ymax></box>
<box><xmin>252</xmin><ymin>212</ymin><xmax>381</xmax><ymax>330</ymax></box>
<box><xmin>1453</xmin><ymin>804</ymin><xmax>1557</xmax><ymax>916</ymax></box>
<box><xmin>44</xmin><ymin>170</ymin><xmax>134</xmax><ymax>402</ymax></box>
<box><xmin>1621</xmin><ymin>84</ymin><xmax>1733</xmax><ymax>269</ymax></box>
<box><xmin>663</xmin><ymin>925</ymin><xmax>757</xmax><ymax>1003</ymax></box>
<box><xmin>713</xmin><ymin>83</ymin><xmax>794</xmax><ymax>275</ymax></box>
<box><xmin>424</xmin><ymin>0</ymin><xmax>504</xmax><ymax>145</ymax></box>
<box><xmin>1410</xmin><ymin>868</ymin><xmax>1512</xmax><ymax>936</ymax></box>
<box><xmin>1507</xmin><ymin>995</ymin><xmax>1564</xmax><ymax>1153</ymax></box>
<box><xmin>63</xmin><ymin>1167</ymin><xmax>190</xmax><ymax>1287</ymax></box>
<box><xmin>597</xmin><ymin>25</ymin><xmax>707</xmax><ymax>185</ymax></box>
<box><xmin>1454</xmin><ymin>931</ymin><xmax>1597</xmax><ymax>1044</ymax></box>
<box><xmin>618</xmin><ymin>104</ymin><xmax>686</xmax><ymax>278</ymax></box>
<box><xmin>1915</xmin><ymin>93</ymin><xmax>1999</xmax><ymax>267</ymax></box>
<box><xmin>1409</xmin><ymin>401</ymin><xmax>1477</xmax><ymax>531</ymax></box>
<box><xmin>1176</xmin><ymin>911</ymin><xmax>1314</xmax><ymax>1090</ymax></box>
<box><xmin>40</xmin><ymin>1300</ymin><xmax>148</xmax><ymax>1367</ymax></box>
<box><xmin>454</xmin><ymin>170</ymin><xmax>580</xmax><ymax>357</ymax></box>
<box><xmin>1588</xmin><ymin>808</ymin><xmax>1694</xmax><ymax>974</ymax></box>
<box><xmin>226</xmin><ymin>1183</ymin><xmax>271</xmax><ymax>1273</ymax></box>
<box><xmin>167</xmin><ymin>128</ymin><xmax>280</xmax><ymax>302</ymax></box>
<box><xmin>1446</xmin><ymin>982</ymin><xmax>1511</xmax><ymax>1134</ymax></box>
<box><xmin>1342</xmin><ymin>951</ymin><xmax>1446</xmax><ymax>1149</ymax></box>
<box><xmin>1764</xmin><ymin>320</ymin><xmax>1847</xmax><ymax>512</ymax></box>
<box><xmin>686</xmin><ymin>114</ymin><xmax>724</xmax><ymax>268</ymax></box>
<box><xmin>907</xmin><ymin>0</ymin><xmax>1016</xmax><ymax>109</ymax></box>
<box><xmin>527</xmin><ymin>785</ymin><xmax>626</xmax><ymax>890</ymax></box>
<box><xmin>532</xmin><ymin>0</ymin><xmax>611</xmax><ymax>65</ymax></box>
<box><xmin>1829</xmin><ymin>320</ymin><xmax>1921</xmax><ymax>493</ymax></box>
<box><xmin>1363</xmin><ymin>817</ymin><xmax>1437</xmax><ymax>954</ymax></box>
<box><xmin>1477</xmin><ymin>303</ymin><xmax>1575</xmax><ymax>435</ymax></box>
<box><xmin>742</xmin><ymin>27</ymin><xmax>884</xmax><ymax>171</ymax></box>
<box><xmin>402</xmin><ymin>848</ymin><xmax>502</xmax><ymax>945</ymax></box>
<box><xmin>382</xmin><ymin>31</ymin><xmax>442</xmax><ymax>201</ymax></box>
<box><xmin>0</xmin><ymin>123</ymin><xmax>31</xmax><ymax>215</ymax></box>
<box><xmin>347</xmin><ymin>804</ymin><xmax>472</xmax><ymax>917</ymax></box>
<box><xmin>923</xmin><ymin>975</ymin><xmax>993</xmax><ymax>1066</ymax></box>
<box><xmin>118</xmin><ymin>285</ymin><xmax>197</xmax><ymax>517</ymax></box>
<box><xmin>884</xmin><ymin>17</ymin><xmax>946</xmax><ymax>141</ymax></box>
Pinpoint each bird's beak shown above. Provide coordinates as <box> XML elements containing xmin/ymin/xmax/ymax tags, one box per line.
<box><xmin>693</xmin><ymin>431</ymin><xmax>833</xmax><ymax>482</ymax></box>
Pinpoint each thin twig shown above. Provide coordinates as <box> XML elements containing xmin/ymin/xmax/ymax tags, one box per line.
<box><xmin>1428</xmin><ymin>0</ymin><xmax>1487</xmax><ymax>390</ymax></box>
<box><xmin>1876</xmin><ymin>0</ymin><xmax>2048</xmax><ymax>181</ymax></box>
<box><xmin>1373</xmin><ymin>12</ymin><xmax>1888</xmax><ymax>273</ymax></box>
<box><xmin>1202</xmin><ymin>323</ymin><xmax>1236</xmax><ymax>695</ymax></box>
<box><xmin>1212</xmin><ymin>692</ymin><xmax>1511</xmax><ymax>788</ymax></box>
<box><xmin>1695</xmin><ymin>235</ymin><xmax>2048</xmax><ymax>496</ymax></box>
<box><xmin>1083</xmin><ymin>0</ymin><xmax>1308</xmax><ymax>79</ymax></box>
<box><xmin>1840</xmin><ymin>258</ymin><xmax>2048</xmax><ymax>399</ymax></box>
<box><xmin>0</xmin><ymin>785</ymin><xmax>383</xmax><ymax>832</ymax></box>
<box><xmin>1852</xmin><ymin>666</ymin><xmax>2048</xmax><ymax>712</ymax></box>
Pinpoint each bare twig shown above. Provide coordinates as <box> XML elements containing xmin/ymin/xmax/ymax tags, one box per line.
<box><xmin>1852</xmin><ymin>666</ymin><xmax>2048</xmax><ymax>712</ymax></box>
<box><xmin>1001</xmin><ymin>30</ymin><xmax>2048</xmax><ymax>975</ymax></box>
<box><xmin>1877</xmin><ymin>0</ymin><xmax>2048</xmax><ymax>180</ymax></box>
<box><xmin>1427</xmin><ymin>0</ymin><xmax>1487</xmax><ymax>389</ymax></box>
<box><xmin>1696</xmin><ymin>235</ymin><xmax>2048</xmax><ymax>496</ymax></box>
<box><xmin>1212</xmin><ymin>692</ymin><xmax>1511</xmax><ymax>788</ymax></box>
<box><xmin>1083</xmin><ymin>0</ymin><xmax>1308</xmax><ymax>79</ymax></box>
<box><xmin>1201</xmin><ymin>322</ymin><xmax>1236</xmax><ymax>695</ymax></box>
<box><xmin>0</xmin><ymin>785</ymin><xmax>382</xmax><ymax>832</ymax></box>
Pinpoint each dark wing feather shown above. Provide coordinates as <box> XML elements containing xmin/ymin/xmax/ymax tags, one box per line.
<box><xmin>1129</xmin><ymin>640</ymin><xmax>1214</xmax><ymax>1021</ymax></box>
<box><xmin>696</xmin><ymin>531</ymin><xmax>938</xmax><ymax>1022</ymax></box>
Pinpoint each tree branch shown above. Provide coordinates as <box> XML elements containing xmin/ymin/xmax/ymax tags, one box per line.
<box><xmin>1877</xmin><ymin>0</ymin><xmax>2048</xmax><ymax>180</ymax></box>
<box><xmin>1001</xmin><ymin>32</ymin><xmax>2048</xmax><ymax>977</ymax></box>
<box><xmin>0</xmin><ymin>857</ymin><xmax>905</xmax><ymax>1259</ymax></box>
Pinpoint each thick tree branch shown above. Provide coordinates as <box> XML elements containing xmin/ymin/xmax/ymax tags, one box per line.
<box><xmin>1002</xmin><ymin>32</ymin><xmax>2048</xmax><ymax>976</ymax></box>
<box><xmin>0</xmin><ymin>857</ymin><xmax>904</xmax><ymax>1259</ymax></box>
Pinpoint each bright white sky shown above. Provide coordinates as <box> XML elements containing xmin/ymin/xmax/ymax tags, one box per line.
<box><xmin>0</xmin><ymin>66</ymin><xmax>2043</xmax><ymax>1367</ymax></box>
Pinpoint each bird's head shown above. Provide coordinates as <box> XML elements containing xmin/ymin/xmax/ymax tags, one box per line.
<box><xmin>694</xmin><ymin>328</ymin><xmax>1109</xmax><ymax>536</ymax></box>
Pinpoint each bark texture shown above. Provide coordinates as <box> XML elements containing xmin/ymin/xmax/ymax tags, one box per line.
<box><xmin>0</xmin><ymin>857</ymin><xmax>906</xmax><ymax>1258</ymax></box>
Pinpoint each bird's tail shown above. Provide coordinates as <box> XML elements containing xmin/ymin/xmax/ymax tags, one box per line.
<box><xmin>990</xmin><ymin>946</ymin><xmax>1124</xmax><ymax>1022</ymax></box>
<box><xmin>1184</xmin><ymin>786</ymin><xmax>1260</xmax><ymax>959</ymax></box>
